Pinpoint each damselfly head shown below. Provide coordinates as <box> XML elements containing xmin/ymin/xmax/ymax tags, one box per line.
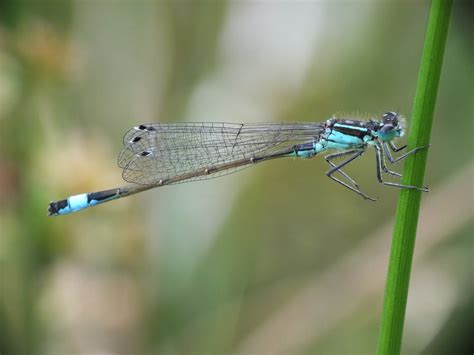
<box><xmin>382</xmin><ymin>111</ymin><xmax>400</xmax><ymax>126</ymax></box>
<box><xmin>379</xmin><ymin>112</ymin><xmax>405</xmax><ymax>140</ymax></box>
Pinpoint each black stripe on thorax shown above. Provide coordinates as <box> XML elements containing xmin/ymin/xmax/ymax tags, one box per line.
<box><xmin>330</xmin><ymin>120</ymin><xmax>376</xmax><ymax>139</ymax></box>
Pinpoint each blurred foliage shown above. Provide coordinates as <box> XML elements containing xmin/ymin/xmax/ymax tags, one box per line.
<box><xmin>0</xmin><ymin>1</ymin><xmax>472</xmax><ymax>355</ymax></box>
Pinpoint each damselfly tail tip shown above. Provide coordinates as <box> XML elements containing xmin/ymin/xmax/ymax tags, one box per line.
<box><xmin>47</xmin><ymin>202</ymin><xmax>58</xmax><ymax>216</ymax></box>
<box><xmin>47</xmin><ymin>199</ymin><xmax>66</xmax><ymax>216</ymax></box>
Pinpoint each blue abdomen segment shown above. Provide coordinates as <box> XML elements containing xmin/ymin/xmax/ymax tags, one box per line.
<box><xmin>285</xmin><ymin>141</ymin><xmax>318</xmax><ymax>158</ymax></box>
<box><xmin>48</xmin><ymin>193</ymin><xmax>96</xmax><ymax>216</ymax></box>
<box><xmin>68</xmin><ymin>194</ymin><xmax>92</xmax><ymax>213</ymax></box>
<box><xmin>48</xmin><ymin>189</ymin><xmax>120</xmax><ymax>216</ymax></box>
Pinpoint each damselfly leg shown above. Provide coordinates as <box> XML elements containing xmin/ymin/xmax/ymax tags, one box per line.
<box><xmin>378</xmin><ymin>144</ymin><xmax>403</xmax><ymax>178</ymax></box>
<box><xmin>324</xmin><ymin>150</ymin><xmax>361</xmax><ymax>187</ymax></box>
<box><xmin>382</xmin><ymin>142</ymin><xmax>430</xmax><ymax>189</ymax></box>
<box><xmin>324</xmin><ymin>149</ymin><xmax>376</xmax><ymax>201</ymax></box>
<box><xmin>383</xmin><ymin>142</ymin><xmax>430</xmax><ymax>164</ymax></box>
<box><xmin>388</xmin><ymin>141</ymin><xmax>406</xmax><ymax>152</ymax></box>
<box><xmin>375</xmin><ymin>143</ymin><xmax>429</xmax><ymax>191</ymax></box>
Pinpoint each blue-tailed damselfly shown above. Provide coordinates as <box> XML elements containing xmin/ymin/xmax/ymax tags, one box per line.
<box><xmin>48</xmin><ymin>111</ymin><xmax>428</xmax><ymax>216</ymax></box>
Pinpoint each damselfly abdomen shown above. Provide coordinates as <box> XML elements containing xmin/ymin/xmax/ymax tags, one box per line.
<box><xmin>48</xmin><ymin>112</ymin><xmax>428</xmax><ymax>216</ymax></box>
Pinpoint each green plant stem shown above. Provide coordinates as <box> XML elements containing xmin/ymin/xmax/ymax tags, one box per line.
<box><xmin>377</xmin><ymin>0</ymin><xmax>453</xmax><ymax>354</ymax></box>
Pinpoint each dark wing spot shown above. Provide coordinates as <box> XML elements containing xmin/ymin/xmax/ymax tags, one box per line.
<box><xmin>137</xmin><ymin>124</ymin><xmax>156</xmax><ymax>132</ymax></box>
<box><xmin>138</xmin><ymin>150</ymin><xmax>152</xmax><ymax>157</ymax></box>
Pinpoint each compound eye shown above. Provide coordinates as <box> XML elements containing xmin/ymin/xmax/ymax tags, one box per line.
<box><xmin>382</xmin><ymin>111</ymin><xmax>399</xmax><ymax>126</ymax></box>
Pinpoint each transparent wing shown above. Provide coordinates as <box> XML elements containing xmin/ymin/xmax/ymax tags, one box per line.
<box><xmin>118</xmin><ymin>122</ymin><xmax>324</xmax><ymax>185</ymax></box>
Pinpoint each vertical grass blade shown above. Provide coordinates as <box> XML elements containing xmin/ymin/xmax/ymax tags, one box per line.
<box><xmin>377</xmin><ymin>0</ymin><xmax>453</xmax><ymax>354</ymax></box>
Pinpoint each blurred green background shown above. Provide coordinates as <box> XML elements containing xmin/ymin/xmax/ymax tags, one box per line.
<box><xmin>0</xmin><ymin>1</ymin><xmax>472</xmax><ymax>354</ymax></box>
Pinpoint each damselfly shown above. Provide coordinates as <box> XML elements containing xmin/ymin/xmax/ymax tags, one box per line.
<box><xmin>48</xmin><ymin>111</ymin><xmax>428</xmax><ymax>216</ymax></box>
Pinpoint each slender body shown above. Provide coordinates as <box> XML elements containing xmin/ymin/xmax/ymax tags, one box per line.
<box><xmin>48</xmin><ymin>112</ymin><xmax>428</xmax><ymax>216</ymax></box>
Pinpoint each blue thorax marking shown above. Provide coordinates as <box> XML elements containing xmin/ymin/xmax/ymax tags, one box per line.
<box><xmin>322</xmin><ymin>122</ymin><xmax>371</xmax><ymax>150</ymax></box>
<box><xmin>327</xmin><ymin>129</ymin><xmax>365</xmax><ymax>145</ymax></box>
<box><xmin>279</xmin><ymin>118</ymin><xmax>403</xmax><ymax>160</ymax></box>
<box><xmin>287</xmin><ymin>120</ymin><xmax>377</xmax><ymax>158</ymax></box>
